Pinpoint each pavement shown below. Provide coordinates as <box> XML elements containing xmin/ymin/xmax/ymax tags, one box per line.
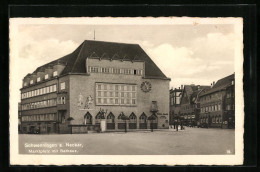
<box><xmin>19</xmin><ymin>127</ymin><xmax>235</xmax><ymax>155</ymax></box>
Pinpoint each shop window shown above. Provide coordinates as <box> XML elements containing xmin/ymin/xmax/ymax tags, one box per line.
<box><xmin>216</xmin><ymin>117</ymin><xmax>219</xmax><ymax>123</ymax></box>
<box><xmin>219</xmin><ymin>116</ymin><xmax>222</xmax><ymax>123</ymax></box>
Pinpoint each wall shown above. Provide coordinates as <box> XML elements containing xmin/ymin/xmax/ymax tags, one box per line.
<box><xmin>69</xmin><ymin>60</ymin><xmax>170</xmax><ymax>130</ymax></box>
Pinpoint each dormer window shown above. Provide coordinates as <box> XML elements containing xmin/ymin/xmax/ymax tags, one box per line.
<box><xmin>24</xmin><ymin>82</ymin><xmax>27</xmax><ymax>87</ymax></box>
<box><xmin>53</xmin><ymin>71</ymin><xmax>58</xmax><ymax>77</ymax></box>
<box><xmin>45</xmin><ymin>74</ymin><xmax>49</xmax><ymax>80</ymax></box>
<box><xmin>37</xmin><ymin>77</ymin><xmax>41</xmax><ymax>82</ymax></box>
<box><xmin>30</xmin><ymin>80</ymin><xmax>34</xmax><ymax>84</ymax></box>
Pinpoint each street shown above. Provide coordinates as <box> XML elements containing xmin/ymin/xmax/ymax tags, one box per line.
<box><xmin>19</xmin><ymin>127</ymin><xmax>235</xmax><ymax>155</ymax></box>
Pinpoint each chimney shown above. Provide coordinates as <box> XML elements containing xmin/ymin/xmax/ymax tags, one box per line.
<box><xmin>179</xmin><ymin>87</ymin><xmax>180</xmax><ymax>90</ymax></box>
<box><xmin>211</xmin><ymin>83</ymin><xmax>213</xmax><ymax>88</ymax></box>
<box><xmin>181</xmin><ymin>85</ymin><xmax>183</xmax><ymax>89</ymax></box>
<box><xmin>213</xmin><ymin>81</ymin><xmax>215</xmax><ymax>86</ymax></box>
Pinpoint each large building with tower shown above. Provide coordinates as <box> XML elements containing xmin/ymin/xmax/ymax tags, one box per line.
<box><xmin>20</xmin><ymin>40</ymin><xmax>171</xmax><ymax>134</ymax></box>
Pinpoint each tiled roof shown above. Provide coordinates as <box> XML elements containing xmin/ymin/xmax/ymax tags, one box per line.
<box><xmin>182</xmin><ymin>85</ymin><xmax>211</xmax><ymax>104</ymax></box>
<box><xmin>31</xmin><ymin>40</ymin><xmax>169</xmax><ymax>79</ymax></box>
<box><xmin>200</xmin><ymin>73</ymin><xmax>235</xmax><ymax>96</ymax></box>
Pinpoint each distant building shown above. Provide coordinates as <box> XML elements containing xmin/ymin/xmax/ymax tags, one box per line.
<box><xmin>199</xmin><ymin>74</ymin><xmax>235</xmax><ymax>128</ymax></box>
<box><xmin>180</xmin><ymin>85</ymin><xmax>211</xmax><ymax>126</ymax></box>
<box><xmin>20</xmin><ymin>40</ymin><xmax>171</xmax><ymax>134</ymax></box>
<box><xmin>169</xmin><ymin>86</ymin><xmax>183</xmax><ymax>125</ymax></box>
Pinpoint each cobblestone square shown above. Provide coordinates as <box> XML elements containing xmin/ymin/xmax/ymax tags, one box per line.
<box><xmin>19</xmin><ymin>128</ymin><xmax>235</xmax><ymax>155</ymax></box>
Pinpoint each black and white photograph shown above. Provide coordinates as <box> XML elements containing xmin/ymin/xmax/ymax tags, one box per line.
<box><xmin>9</xmin><ymin>17</ymin><xmax>244</xmax><ymax>165</ymax></box>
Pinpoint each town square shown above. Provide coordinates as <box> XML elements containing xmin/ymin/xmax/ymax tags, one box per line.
<box><xmin>19</xmin><ymin>127</ymin><xmax>234</xmax><ymax>155</ymax></box>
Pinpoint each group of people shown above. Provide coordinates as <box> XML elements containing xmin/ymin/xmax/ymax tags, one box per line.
<box><xmin>170</xmin><ymin>120</ymin><xmax>197</xmax><ymax>131</ymax></box>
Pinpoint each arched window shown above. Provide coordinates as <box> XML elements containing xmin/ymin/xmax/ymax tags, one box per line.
<box><xmin>129</xmin><ymin>112</ymin><xmax>137</xmax><ymax>123</ymax></box>
<box><xmin>118</xmin><ymin>112</ymin><xmax>125</xmax><ymax>122</ymax></box>
<box><xmin>139</xmin><ymin>113</ymin><xmax>147</xmax><ymax>123</ymax></box>
<box><xmin>95</xmin><ymin>111</ymin><xmax>105</xmax><ymax>124</ymax></box>
<box><xmin>107</xmin><ymin>112</ymin><xmax>115</xmax><ymax>123</ymax></box>
<box><xmin>148</xmin><ymin>114</ymin><xmax>158</xmax><ymax>123</ymax></box>
<box><xmin>84</xmin><ymin>112</ymin><xmax>92</xmax><ymax>124</ymax></box>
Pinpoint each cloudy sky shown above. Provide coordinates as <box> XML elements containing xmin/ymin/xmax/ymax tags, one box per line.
<box><xmin>15</xmin><ymin>23</ymin><xmax>236</xmax><ymax>89</ymax></box>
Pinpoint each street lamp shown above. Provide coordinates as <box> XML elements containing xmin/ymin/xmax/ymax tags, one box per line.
<box><xmin>120</xmin><ymin>112</ymin><xmax>129</xmax><ymax>133</ymax></box>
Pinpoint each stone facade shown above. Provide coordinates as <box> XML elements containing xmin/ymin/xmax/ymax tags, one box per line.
<box><xmin>199</xmin><ymin>74</ymin><xmax>235</xmax><ymax>128</ymax></box>
<box><xmin>20</xmin><ymin>40</ymin><xmax>170</xmax><ymax>134</ymax></box>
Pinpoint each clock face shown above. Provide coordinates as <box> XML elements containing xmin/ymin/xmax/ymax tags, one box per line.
<box><xmin>141</xmin><ymin>81</ymin><xmax>152</xmax><ymax>92</ymax></box>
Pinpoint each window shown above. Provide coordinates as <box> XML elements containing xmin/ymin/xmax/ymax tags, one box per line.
<box><xmin>53</xmin><ymin>71</ymin><xmax>58</xmax><ymax>77</ymax></box>
<box><xmin>58</xmin><ymin>97</ymin><xmax>66</xmax><ymax>104</ymax></box>
<box><xmin>60</xmin><ymin>82</ymin><xmax>66</xmax><ymax>90</ymax></box>
<box><xmin>30</xmin><ymin>80</ymin><xmax>34</xmax><ymax>84</ymax></box>
<box><xmin>96</xmin><ymin>83</ymin><xmax>137</xmax><ymax>106</ymax></box>
<box><xmin>37</xmin><ymin>77</ymin><xmax>41</xmax><ymax>82</ymax></box>
<box><xmin>218</xmin><ymin>104</ymin><xmax>221</xmax><ymax>111</ymax></box>
<box><xmin>24</xmin><ymin>82</ymin><xmax>27</xmax><ymax>87</ymax></box>
<box><xmin>53</xmin><ymin>85</ymin><xmax>57</xmax><ymax>92</ymax></box>
<box><xmin>46</xmin><ymin>86</ymin><xmax>50</xmax><ymax>93</ymax></box>
<box><xmin>219</xmin><ymin>116</ymin><xmax>222</xmax><ymax>123</ymax></box>
<box><xmin>45</xmin><ymin>74</ymin><xmax>49</xmax><ymax>80</ymax></box>
<box><xmin>216</xmin><ymin>117</ymin><xmax>219</xmax><ymax>123</ymax></box>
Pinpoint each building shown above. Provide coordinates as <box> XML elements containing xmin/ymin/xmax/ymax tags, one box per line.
<box><xmin>180</xmin><ymin>85</ymin><xmax>211</xmax><ymax>126</ymax></box>
<box><xmin>169</xmin><ymin>86</ymin><xmax>183</xmax><ymax>125</ymax></box>
<box><xmin>18</xmin><ymin>103</ymin><xmax>22</xmax><ymax>133</ymax></box>
<box><xmin>20</xmin><ymin>40</ymin><xmax>171</xmax><ymax>134</ymax></box>
<box><xmin>199</xmin><ymin>74</ymin><xmax>235</xmax><ymax>128</ymax></box>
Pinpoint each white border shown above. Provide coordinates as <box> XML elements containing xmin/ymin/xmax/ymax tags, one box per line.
<box><xmin>9</xmin><ymin>17</ymin><xmax>244</xmax><ymax>165</ymax></box>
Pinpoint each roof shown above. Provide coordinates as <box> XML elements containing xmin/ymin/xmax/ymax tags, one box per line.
<box><xmin>181</xmin><ymin>85</ymin><xmax>211</xmax><ymax>104</ymax></box>
<box><xmin>30</xmin><ymin>40</ymin><xmax>169</xmax><ymax>79</ymax></box>
<box><xmin>200</xmin><ymin>73</ymin><xmax>235</xmax><ymax>96</ymax></box>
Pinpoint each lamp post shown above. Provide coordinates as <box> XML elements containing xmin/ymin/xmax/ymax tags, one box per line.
<box><xmin>120</xmin><ymin>112</ymin><xmax>129</xmax><ymax>133</ymax></box>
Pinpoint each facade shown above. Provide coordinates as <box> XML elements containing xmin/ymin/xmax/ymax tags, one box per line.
<box><xmin>199</xmin><ymin>74</ymin><xmax>235</xmax><ymax>128</ymax></box>
<box><xmin>20</xmin><ymin>40</ymin><xmax>171</xmax><ymax>134</ymax></box>
<box><xmin>169</xmin><ymin>86</ymin><xmax>183</xmax><ymax>125</ymax></box>
<box><xmin>180</xmin><ymin>85</ymin><xmax>211</xmax><ymax>126</ymax></box>
<box><xmin>18</xmin><ymin>103</ymin><xmax>22</xmax><ymax>133</ymax></box>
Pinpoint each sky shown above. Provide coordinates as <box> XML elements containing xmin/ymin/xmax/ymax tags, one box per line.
<box><xmin>15</xmin><ymin>23</ymin><xmax>236</xmax><ymax>89</ymax></box>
